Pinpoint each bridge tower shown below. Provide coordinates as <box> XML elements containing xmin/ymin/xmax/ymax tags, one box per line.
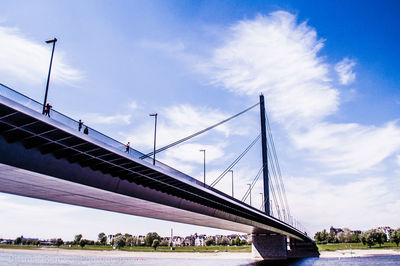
<box><xmin>259</xmin><ymin>94</ymin><xmax>270</xmax><ymax>215</ymax></box>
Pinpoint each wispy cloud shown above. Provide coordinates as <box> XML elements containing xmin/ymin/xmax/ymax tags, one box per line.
<box><xmin>81</xmin><ymin>113</ymin><xmax>131</xmax><ymax>125</ymax></box>
<box><xmin>128</xmin><ymin>104</ymin><xmax>237</xmax><ymax>151</ymax></box>
<box><xmin>129</xmin><ymin>100</ymin><xmax>138</xmax><ymax>110</ymax></box>
<box><xmin>286</xmin><ymin>176</ymin><xmax>400</xmax><ymax>231</ymax></box>
<box><xmin>0</xmin><ymin>25</ymin><xmax>82</xmax><ymax>85</ymax></box>
<box><xmin>335</xmin><ymin>57</ymin><xmax>356</xmax><ymax>85</ymax></box>
<box><xmin>291</xmin><ymin>122</ymin><xmax>400</xmax><ymax>174</ymax></box>
<box><xmin>203</xmin><ymin>11</ymin><xmax>338</xmax><ymax>126</ymax></box>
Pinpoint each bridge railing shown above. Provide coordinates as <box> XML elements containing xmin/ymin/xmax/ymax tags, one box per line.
<box><xmin>0</xmin><ymin>83</ymin><xmax>206</xmax><ymax>186</ymax></box>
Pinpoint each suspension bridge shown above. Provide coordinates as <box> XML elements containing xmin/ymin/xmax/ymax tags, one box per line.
<box><xmin>0</xmin><ymin>82</ymin><xmax>318</xmax><ymax>260</ymax></box>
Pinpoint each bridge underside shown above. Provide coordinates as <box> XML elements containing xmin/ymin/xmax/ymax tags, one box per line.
<box><xmin>0</xmin><ymin>162</ymin><xmax>254</xmax><ymax>233</ymax></box>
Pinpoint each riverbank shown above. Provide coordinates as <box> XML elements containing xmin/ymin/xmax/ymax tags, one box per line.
<box><xmin>0</xmin><ymin>247</ymin><xmax>250</xmax><ymax>259</ymax></box>
<box><xmin>2</xmin><ymin>246</ymin><xmax>400</xmax><ymax>259</ymax></box>
<box><xmin>320</xmin><ymin>248</ymin><xmax>400</xmax><ymax>258</ymax></box>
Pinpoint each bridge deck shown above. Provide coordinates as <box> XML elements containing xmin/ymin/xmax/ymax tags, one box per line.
<box><xmin>0</xmin><ymin>85</ymin><xmax>311</xmax><ymax>242</ymax></box>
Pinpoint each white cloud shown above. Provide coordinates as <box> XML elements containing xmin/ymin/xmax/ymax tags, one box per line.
<box><xmin>129</xmin><ymin>100</ymin><xmax>138</xmax><ymax>110</ymax></box>
<box><xmin>81</xmin><ymin>113</ymin><xmax>131</xmax><ymax>125</ymax></box>
<box><xmin>129</xmin><ymin>104</ymin><xmax>237</xmax><ymax>150</ymax></box>
<box><xmin>0</xmin><ymin>26</ymin><xmax>82</xmax><ymax>85</ymax></box>
<box><xmin>204</xmin><ymin>11</ymin><xmax>338</xmax><ymax>126</ymax></box>
<box><xmin>286</xmin><ymin>176</ymin><xmax>400</xmax><ymax>234</ymax></box>
<box><xmin>335</xmin><ymin>57</ymin><xmax>356</xmax><ymax>85</ymax></box>
<box><xmin>291</xmin><ymin>122</ymin><xmax>400</xmax><ymax>174</ymax></box>
<box><xmin>165</xmin><ymin>143</ymin><xmax>225</xmax><ymax>164</ymax></box>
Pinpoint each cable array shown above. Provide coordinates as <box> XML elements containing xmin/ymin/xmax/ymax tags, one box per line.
<box><xmin>210</xmin><ymin>134</ymin><xmax>260</xmax><ymax>187</ymax></box>
<box><xmin>140</xmin><ymin>103</ymin><xmax>259</xmax><ymax>159</ymax></box>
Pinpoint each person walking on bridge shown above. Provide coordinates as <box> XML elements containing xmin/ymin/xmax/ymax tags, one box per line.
<box><xmin>125</xmin><ymin>142</ymin><xmax>130</xmax><ymax>153</ymax></box>
<box><xmin>78</xmin><ymin>120</ymin><xmax>83</xmax><ymax>132</ymax></box>
<box><xmin>44</xmin><ymin>103</ymin><xmax>52</xmax><ymax>117</ymax></box>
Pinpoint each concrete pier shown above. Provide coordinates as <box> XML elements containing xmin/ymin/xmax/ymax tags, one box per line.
<box><xmin>252</xmin><ymin>233</ymin><xmax>288</xmax><ymax>260</ymax></box>
<box><xmin>252</xmin><ymin>234</ymin><xmax>319</xmax><ymax>260</ymax></box>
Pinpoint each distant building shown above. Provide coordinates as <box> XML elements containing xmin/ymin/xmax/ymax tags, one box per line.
<box><xmin>330</xmin><ymin>226</ymin><xmax>343</xmax><ymax>235</ymax></box>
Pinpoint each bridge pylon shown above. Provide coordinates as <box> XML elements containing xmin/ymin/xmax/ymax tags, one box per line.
<box><xmin>259</xmin><ymin>94</ymin><xmax>270</xmax><ymax>215</ymax></box>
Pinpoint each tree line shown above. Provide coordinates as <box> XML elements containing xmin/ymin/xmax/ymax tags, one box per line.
<box><xmin>8</xmin><ymin>232</ymin><xmax>249</xmax><ymax>249</ymax></box>
<box><xmin>314</xmin><ymin>227</ymin><xmax>400</xmax><ymax>247</ymax></box>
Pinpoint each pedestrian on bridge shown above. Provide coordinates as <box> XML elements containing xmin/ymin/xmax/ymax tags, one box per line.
<box><xmin>83</xmin><ymin>126</ymin><xmax>89</xmax><ymax>135</ymax></box>
<box><xmin>44</xmin><ymin>103</ymin><xmax>52</xmax><ymax>117</ymax></box>
<box><xmin>125</xmin><ymin>142</ymin><xmax>130</xmax><ymax>153</ymax></box>
<box><xmin>78</xmin><ymin>120</ymin><xmax>83</xmax><ymax>132</ymax></box>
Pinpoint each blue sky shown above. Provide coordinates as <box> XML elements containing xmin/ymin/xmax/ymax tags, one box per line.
<box><xmin>0</xmin><ymin>0</ymin><xmax>400</xmax><ymax>241</ymax></box>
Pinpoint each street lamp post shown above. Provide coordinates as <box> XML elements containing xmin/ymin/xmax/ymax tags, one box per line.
<box><xmin>228</xmin><ymin>170</ymin><xmax>234</xmax><ymax>197</ymax></box>
<box><xmin>260</xmin><ymin>193</ymin><xmax>264</xmax><ymax>211</ymax></box>
<box><xmin>200</xmin><ymin>149</ymin><xmax>206</xmax><ymax>186</ymax></box>
<box><xmin>247</xmin><ymin>183</ymin><xmax>252</xmax><ymax>206</ymax></box>
<box><xmin>42</xmin><ymin>38</ymin><xmax>57</xmax><ymax>115</ymax></box>
<box><xmin>149</xmin><ymin>113</ymin><xmax>158</xmax><ymax>165</ymax></box>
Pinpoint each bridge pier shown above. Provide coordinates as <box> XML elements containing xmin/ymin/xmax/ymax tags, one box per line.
<box><xmin>287</xmin><ymin>238</ymin><xmax>320</xmax><ymax>259</ymax></box>
<box><xmin>252</xmin><ymin>234</ymin><xmax>320</xmax><ymax>260</ymax></box>
<box><xmin>252</xmin><ymin>233</ymin><xmax>287</xmax><ymax>260</ymax></box>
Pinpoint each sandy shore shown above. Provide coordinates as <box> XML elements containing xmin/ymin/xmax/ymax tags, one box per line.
<box><xmin>0</xmin><ymin>248</ymin><xmax>251</xmax><ymax>259</ymax></box>
<box><xmin>2</xmin><ymin>247</ymin><xmax>400</xmax><ymax>259</ymax></box>
<box><xmin>320</xmin><ymin>249</ymin><xmax>400</xmax><ymax>258</ymax></box>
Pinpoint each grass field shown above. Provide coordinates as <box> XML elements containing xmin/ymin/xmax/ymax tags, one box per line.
<box><xmin>63</xmin><ymin>245</ymin><xmax>252</xmax><ymax>253</ymax></box>
<box><xmin>317</xmin><ymin>242</ymin><xmax>400</xmax><ymax>252</ymax></box>
<box><xmin>0</xmin><ymin>244</ymin><xmax>251</xmax><ymax>253</ymax></box>
<box><xmin>0</xmin><ymin>244</ymin><xmax>40</xmax><ymax>250</ymax></box>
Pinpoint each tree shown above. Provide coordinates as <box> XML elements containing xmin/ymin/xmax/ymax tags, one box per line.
<box><xmin>337</xmin><ymin>232</ymin><xmax>345</xmax><ymax>243</ymax></box>
<box><xmin>327</xmin><ymin>228</ymin><xmax>336</xmax><ymax>243</ymax></box>
<box><xmin>391</xmin><ymin>230</ymin><xmax>400</xmax><ymax>247</ymax></box>
<box><xmin>145</xmin><ymin>232</ymin><xmax>161</xmax><ymax>247</ymax></box>
<box><xmin>220</xmin><ymin>237</ymin><xmax>229</xmax><ymax>246</ymax></box>
<box><xmin>152</xmin><ymin>239</ymin><xmax>160</xmax><ymax>250</ymax></box>
<box><xmin>350</xmin><ymin>232</ymin><xmax>361</xmax><ymax>243</ymax></box>
<box><xmin>79</xmin><ymin>239</ymin><xmax>87</xmax><ymax>248</ymax></box>
<box><xmin>205</xmin><ymin>237</ymin><xmax>215</xmax><ymax>246</ymax></box>
<box><xmin>55</xmin><ymin>238</ymin><xmax>64</xmax><ymax>247</ymax></box>
<box><xmin>98</xmin><ymin>233</ymin><xmax>107</xmax><ymax>245</ymax></box>
<box><xmin>240</xmin><ymin>239</ymin><xmax>247</xmax><ymax>245</ymax></box>
<box><xmin>113</xmin><ymin>234</ymin><xmax>126</xmax><ymax>249</ymax></box>
<box><xmin>74</xmin><ymin>234</ymin><xmax>82</xmax><ymax>245</ymax></box>
<box><xmin>362</xmin><ymin>230</ymin><xmax>386</xmax><ymax>248</ymax></box>
<box><xmin>14</xmin><ymin>237</ymin><xmax>22</xmax><ymax>245</ymax></box>
<box><xmin>376</xmin><ymin>232</ymin><xmax>387</xmax><ymax>247</ymax></box>
<box><xmin>391</xmin><ymin>229</ymin><xmax>400</xmax><ymax>246</ymax></box>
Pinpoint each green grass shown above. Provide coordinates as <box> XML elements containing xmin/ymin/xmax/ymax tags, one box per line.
<box><xmin>0</xmin><ymin>244</ymin><xmax>40</xmax><ymax>250</ymax></box>
<box><xmin>59</xmin><ymin>245</ymin><xmax>251</xmax><ymax>253</ymax></box>
<box><xmin>317</xmin><ymin>242</ymin><xmax>400</xmax><ymax>252</ymax></box>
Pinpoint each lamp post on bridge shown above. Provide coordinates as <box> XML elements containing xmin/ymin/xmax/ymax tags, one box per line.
<box><xmin>42</xmin><ymin>38</ymin><xmax>57</xmax><ymax>115</ymax></box>
<box><xmin>247</xmin><ymin>183</ymin><xmax>252</xmax><ymax>206</ymax></box>
<box><xmin>200</xmin><ymin>149</ymin><xmax>206</xmax><ymax>187</ymax></box>
<box><xmin>228</xmin><ymin>170</ymin><xmax>234</xmax><ymax>197</ymax></box>
<box><xmin>149</xmin><ymin>113</ymin><xmax>158</xmax><ymax>165</ymax></box>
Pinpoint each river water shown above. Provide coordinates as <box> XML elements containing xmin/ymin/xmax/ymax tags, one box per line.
<box><xmin>1</xmin><ymin>251</ymin><xmax>400</xmax><ymax>265</ymax></box>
